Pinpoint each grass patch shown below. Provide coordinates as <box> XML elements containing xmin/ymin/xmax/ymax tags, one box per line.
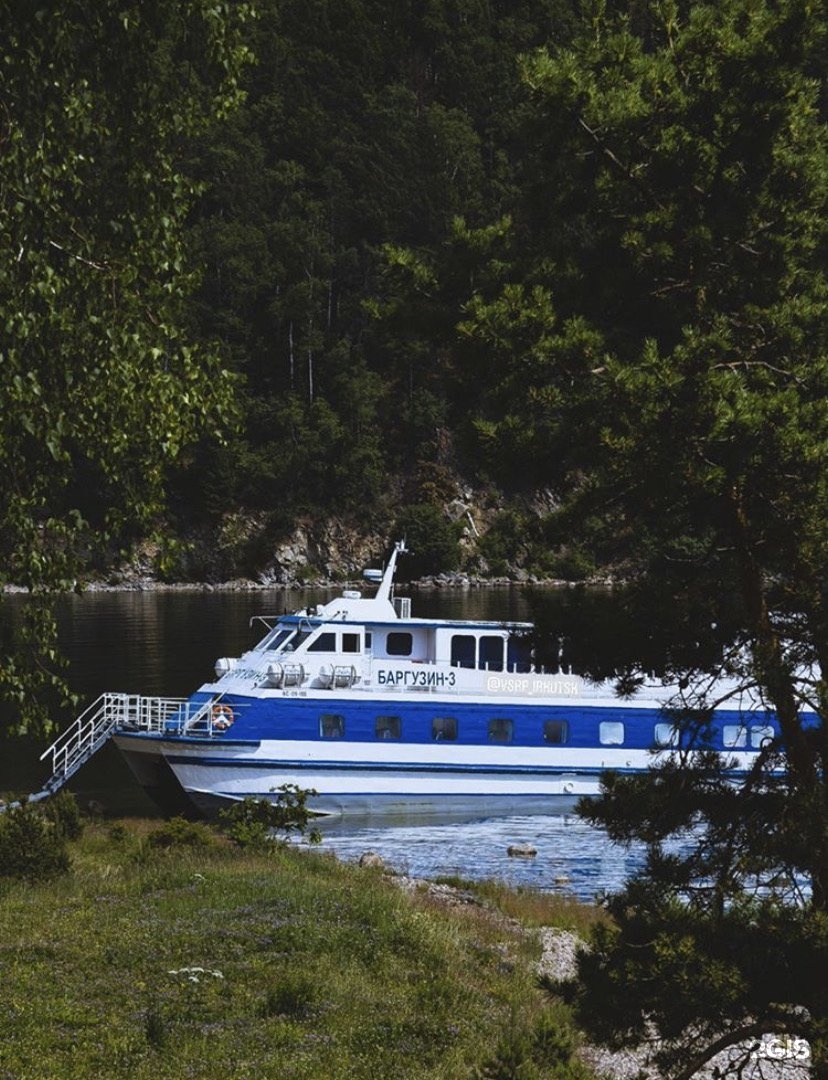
<box><xmin>432</xmin><ymin>876</ymin><xmax>609</xmax><ymax>937</ymax></box>
<box><xmin>0</xmin><ymin>819</ymin><xmax>596</xmax><ymax>1079</ymax></box>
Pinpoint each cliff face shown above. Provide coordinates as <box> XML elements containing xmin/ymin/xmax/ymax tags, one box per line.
<box><xmin>89</xmin><ymin>485</ymin><xmax>600</xmax><ymax>590</ymax></box>
<box><xmin>256</xmin><ymin>520</ymin><xmax>388</xmax><ymax>585</ymax></box>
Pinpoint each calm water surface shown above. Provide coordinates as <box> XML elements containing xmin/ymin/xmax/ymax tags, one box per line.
<box><xmin>1</xmin><ymin>586</ymin><xmax>642</xmax><ymax>899</ymax></box>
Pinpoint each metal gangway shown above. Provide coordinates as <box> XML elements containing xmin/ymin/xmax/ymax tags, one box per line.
<box><xmin>1</xmin><ymin>693</ymin><xmax>223</xmax><ymax>810</ymax></box>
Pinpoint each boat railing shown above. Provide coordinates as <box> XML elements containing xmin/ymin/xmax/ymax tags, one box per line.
<box><xmin>39</xmin><ymin>693</ymin><xmax>186</xmax><ymax>791</ymax></box>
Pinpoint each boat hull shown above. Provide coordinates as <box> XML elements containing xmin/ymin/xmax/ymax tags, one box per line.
<box><xmin>114</xmin><ymin>730</ymin><xmax>650</xmax><ymax>818</ymax></box>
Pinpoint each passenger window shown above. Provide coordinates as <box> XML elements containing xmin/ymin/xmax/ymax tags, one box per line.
<box><xmin>387</xmin><ymin>632</ymin><xmax>412</xmax><ymax>656</ymax></box>
<box><xmin>488</xmin><ymin>718</ymin><xmax>513</xmax><ymax>743</ymax></box>
<box><xmin>479</xmin><ymin>636</ymin><xmax>504</xmax><ymax>671</ymax></box>
<box><xmin>599</xmin><ymin>721</ymin><xmax>624</xmax><ymax>745</ymax></box>
<box><xmin>654</xmin><ymin>723</ymin><xmax>678</xmax><ymax>747</ymax></box>
<box><xmin>507</xmin><ymin>635</ymin><xmax>532</xmax><ymax>673</ymax></box>
<box><xmin>543</xmin><ymin>720</ymin><xmax>568</xmax><ymax>745</ymax></box>
<box><xmin>451</xmin><ymin>635</ymin><xmax>476</xmax><ymax>669</ymax></box>
<box><xmin>432</xmin><ymin>717</ymin><xmax>457</xmax><ymax>741</ymax></box>
<box><xmin>342</xmin><ymin>633</ymin><xmax>360</xmax><ymax>653</ymax></box>
<box><xmin>722</xmin><ymin>725</ymin><xmax>747</xmax><ymax>748</ymax></box>
<box><xmin>319</xmin><ymin>714</ymin><xmax>345</xmax><ymax>738</ymax></box>
<box><xmin>308</xmin><ymin>632</ymin><xmax>336</xmax><ymax>652</ymax></box>
<box><xmin>750</xmin><ymin>725</ymin><xmax>775</xmax><ymax>749</ymax></box>
<box><xmin>375</xmin><ymin>715</ymin><xmax>401</xmax><ymax>740</ymax></box>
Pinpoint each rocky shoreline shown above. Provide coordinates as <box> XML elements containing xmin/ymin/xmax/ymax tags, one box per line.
<box><xmin>3</xmin><ymin>570</ymin><xmax>612</xmax><ymax>595</ymax></box>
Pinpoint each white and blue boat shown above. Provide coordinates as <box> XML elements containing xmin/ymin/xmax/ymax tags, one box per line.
<box><xmin>41</xmin><ymin>541</ymin><xmax>784</xmax><ymax>817</ymax></box>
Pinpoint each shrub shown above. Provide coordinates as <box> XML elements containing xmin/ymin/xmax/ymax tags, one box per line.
<box><xmin>43</xmin><ymin>789</ymin><xmax>84</xmax><ymax>841</ymax></box>
<box><xmin>145</xmin><ymin>816</ymin><xmax>216</xmax><ymax>850</ymax></box>
<box><xmin>475</xmin><ymin>1006</ymin><xmax>589</xmax><ymax>1080</ymax></box>
<box><xmin>0</xmin><ymin>800</ymin><xmax>70</xmax><ymax>882</ymax></box>
<box><xmin>220</xmin><ymin>785</ymin><xmax>321</xmax><ymax>850</ymax></box>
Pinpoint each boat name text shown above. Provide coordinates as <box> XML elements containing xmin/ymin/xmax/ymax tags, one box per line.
<box><xmin>376</xmin><ymin>669</ymin><xmax>457</xmax><ymax>688</ymax></box>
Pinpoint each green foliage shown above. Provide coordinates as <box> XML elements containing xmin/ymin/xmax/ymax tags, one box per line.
<box><xmin>0</xmin><ymin>1</ymin><xmax>252</xmax><ymax>733</ymax></box>
<box><xmin>476</xmin><ymin>1005</ymin><xmax>589</xmax><ymax>1080</ymax></box>
<box><xmin>576</xmin><ymin>757</ymin><xmax>828</xmax><ymax>1074</ymax></box>
<box><xmin>185</xmin><ymin>0</ymin><xmax>580</xmax><ymax>514</ymax></box>
<box><xmin>479</xmin><ymin>510</ymin><xmax>532</xmax><ymax>574</ymax></box>
<box><xmin>393</xmin><ymin>504</ymin><xmax>462</xmax><ymax>578</ymax></box>
<box><xmin>443</xmin><ymin>0</ymin><xmax>828</xmax><ymax>1073</ymax></box>
<box><xmin>219</xmin><ymin>785</ymin><xmax>322</xmax><ymax>850</ymax></box>
<box><xmin>145</xmin><ymin>816</ymin><xmax>216</xmax><ymax>851</ymax></box>
<box><xmin>42</xmin><ymin>790</ymin><xmax>84</xmax><ymax>842</ymax></box>
<box><xmin>0</xmin><ymin>800</ymin><xmax>70</xmax><ymax>882</ymax></box>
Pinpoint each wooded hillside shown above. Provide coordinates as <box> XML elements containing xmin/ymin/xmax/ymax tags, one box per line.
<box><xmin>166</xmin><ymin>0</ymin><xmax>582</xmax><ymax>580</ymax></box>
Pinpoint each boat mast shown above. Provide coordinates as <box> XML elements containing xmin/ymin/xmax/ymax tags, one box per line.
<box><xmin>375</xmin><ymin>539</ymin><xmax>408</xmax><ymax>603</ymax></box>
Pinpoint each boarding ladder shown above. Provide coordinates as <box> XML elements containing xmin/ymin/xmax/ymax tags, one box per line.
<box><xmin>0</xmin><ymin>693</ymin><xmax>224</xmax><ymax>810</ymax></box>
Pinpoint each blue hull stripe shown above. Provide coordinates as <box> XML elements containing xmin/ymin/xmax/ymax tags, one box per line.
<box><xmin>166</xmin><ymin>755</ymin><xmax>659</xmax><ymax>778</ymax></box>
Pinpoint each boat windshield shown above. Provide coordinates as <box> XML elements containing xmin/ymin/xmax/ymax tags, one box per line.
<box><xmin>260</xmin><ymin>627</ymin><xmax>295</xmax><ymax>652</ymax></box>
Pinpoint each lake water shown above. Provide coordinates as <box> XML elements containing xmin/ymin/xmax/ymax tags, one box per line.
<box><xmin>0</xmin><ymin>586</ymin><xmax>643</xmax><ymax>899</ymax></box>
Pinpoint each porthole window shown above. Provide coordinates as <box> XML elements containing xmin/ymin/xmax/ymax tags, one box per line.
<box><xmin>375</xmin><ymin>715</ymin><xmax>401</xmax><ymax>740</ymax></box>
<box><xmin>342</xmin><ymin>633</ymin><xmax>360</xmax><ymax>653</ymax></box>
<box><xmin>488</xmin><ymin>718</ymin><xmax>513</xmax><ymax>743</ymax></box>
<box><xmin>387</xmin><ymin>632</ymin><xmax>412</xmax><ymax>656</ymax></box>
<box><xmin>320</xmin><ymin>713</ymin><xmax>345</xmax><ymax>739</ymax></box>
<box><xmin>432</xmin><ymin>717</ymin><xmax>458</xmax><ymax>741</ymax></box>
<box><xmin>543</xmin><ymin>720</ymin><xmax>569</xmax><ymax>745</ymax></box>
<box><xmin>722</xmin><ymin>725</ymin><xmax>747</xmax><ymax>748</ymax></box>
<box><xmin>654</xmin><ymin>723</ymin><xmax>678</xmax><ymax>747</ymax></box>
<box><xmin>599</xmin><ymin>721</ymin><xmax>624</xmax><ymax>746</ymax></box>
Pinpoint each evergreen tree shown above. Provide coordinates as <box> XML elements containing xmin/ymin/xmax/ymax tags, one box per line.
<box><xmin>459</xmin><ymin>0</ymin><xmax>828</xmax><ymax>1073</ymax></box>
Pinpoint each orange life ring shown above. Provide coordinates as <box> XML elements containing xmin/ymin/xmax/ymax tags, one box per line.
<box><xmin>211</xmin><ymin>703</ymin><xmax>235</xmax><ymax>731</ymax></box>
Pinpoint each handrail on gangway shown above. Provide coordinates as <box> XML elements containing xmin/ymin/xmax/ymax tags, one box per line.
<box><xmin>0</xmin><ymin>692</ymin><xmax>238</xmax><ymax>813</ymax></box>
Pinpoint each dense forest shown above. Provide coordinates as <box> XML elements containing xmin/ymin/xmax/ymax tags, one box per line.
<box><xmin>163</xmin><ymin>0</ymin><xmax>586</xmax><ymax>581</ymax></box>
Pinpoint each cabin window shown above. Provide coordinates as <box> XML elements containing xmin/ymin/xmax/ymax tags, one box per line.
<box><xmin>507</xmin><ymin>635</ymin><xmax>532</xmax><ymax>673</ymax></box>
<box><xmin>722</xmin><ymin>725</ymin><xmax>747</xmax><ymax>748</ymax></box>
<box><xmin>342</xmin><ymin>633</ymin><xmax>360</xmax><ymax>653</ymax></box>
<box><xmin>387</xmin><ymin>632</ymin><xmax>413</xmax><ymax>656</ymax></box>
<box><xmin>654</xmin><ymin>723</ymin><xmax>679</xmax><ymax>747</ymax></box>
<box><xmin>750</xmin><ymin>725</ymin><xmax>775</xmax><ymax>749</ymax></box>
<box><xmin>432</xmin><ymin>716</ymin><xmax>458</xmax><ymax>741</ymax></box>
<box><xmin>599</xmin><ymin>721</ymin><xmax>624</xmax><ymax>745</ymax></box>
<box><xmin>365</xmin><ymin>632</ymin><xmax>372</xmax><ymax>649</ymax></box>
<box><xmin>543</xmin><ymin>719</ymin><xmax>569</xmax><ymax>745</ymax></box>
<box><xmin>375</xmin><ymin>715</ymin><xmax>401</xmax><ymax>740</ymax></box>
<box><xmin>308</xmin><ymin>632</ymin><xmax>337</xmax><ymax>652</ymax></box>
<box><xmin>479</xmin><ymin>636</ymin><xmax>505</xmax><ymax>671</ymax></box>
<box><xmin>488</xmin><ymin>718</ymin><xmax>513</xmax><ymax>743</ymax></box>
<box><xmin>320</xmin><ymin>713</ymin><xmax>345</xmax><ymax>739</ymax></box>
<box><xmin>451</xmin><ymin>635</ymin><xmax>476</xmax><ymax>669</ymax></box>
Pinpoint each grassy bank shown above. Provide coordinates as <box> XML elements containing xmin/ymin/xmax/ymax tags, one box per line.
<box><xmin>0</xmin><ymin>818</ymin><xmax>599</xmax><ymax>1080</ymax></box>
